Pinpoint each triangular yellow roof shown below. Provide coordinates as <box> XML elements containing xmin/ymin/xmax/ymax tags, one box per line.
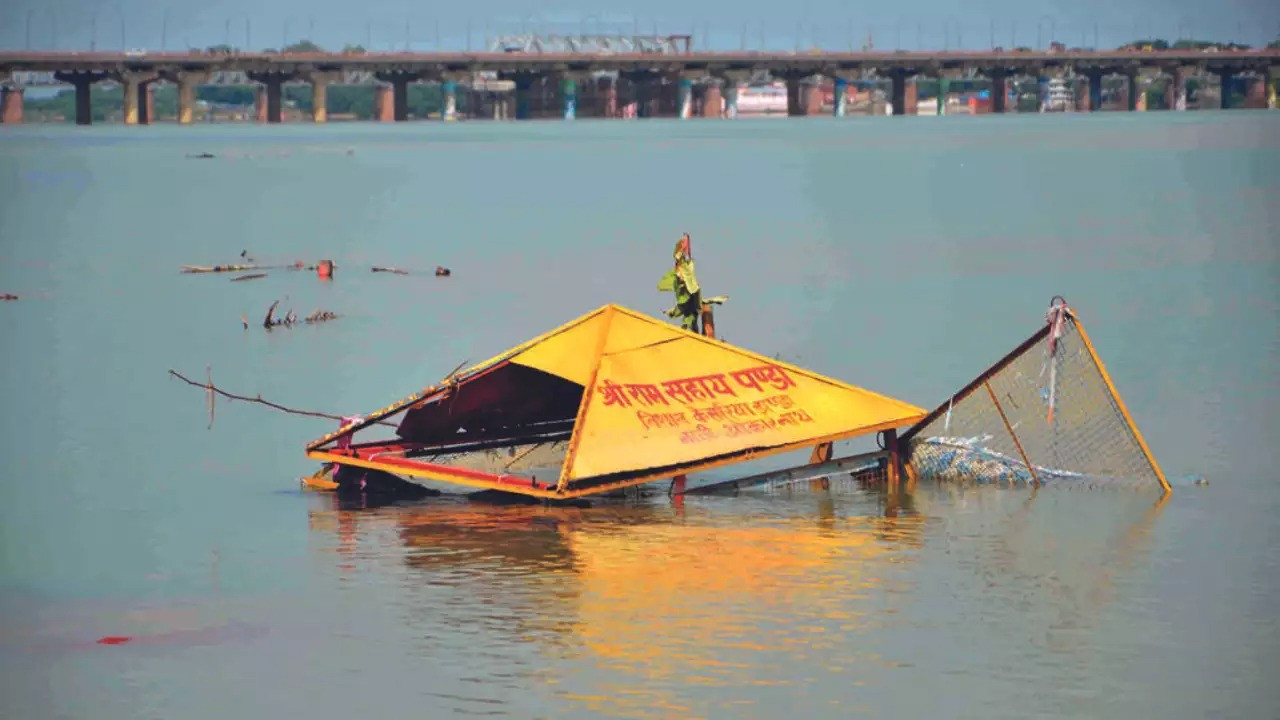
<box><xmin>462</xmin><ymin>304</ymin><xmax>925</xmax><ymax>485</ymax></box>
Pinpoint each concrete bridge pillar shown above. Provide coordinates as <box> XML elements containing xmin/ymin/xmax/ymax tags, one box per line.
<box><xmin>989</xmin><ymin>70</ymin><xmax>1008</xmax><ymax>113</ymax></box>
<box><xmin>1169</xmin><ymin>67</ymin><xmax>1187</xmax><ymax>111</ymax></box>
<box><xmin>247</xmin><ymin>73</ymin><xmax>288</xmax><ymax>123</ymax></box>
<box><xmin>619</xmin><ymin>71</ymin><xmax>660</xmax><ymax>118</ymax></box>
<box><xmin>1215</xmin><ymin>70</ymin><xmax>1233</xmax><ymax>110</ymax></box>
<box><xmin>373</xmin><ymin>84</ymin><xmax>394</xmax><ymax>121</ymax></box>
<box><xmin>392</xmin><ymin>78</ymin><xmax>408</xmax><ymax>121</ymax></box>
<box><xmin>74</xmin><ymin>78</ymin><xmax>93</xmax><ymax>125</ymax></box>
<box><xmin>700</xmin><ymin>80</ymin><xmax>723</xmax><ymax>118</ymax></box>
<box><xmin>0</xmin><ymin>86</ymin><xmax>22</xmax><ymax>124</ymax></box>
<box><xmin>174</xmin><ymin>71</ymin><xmax>209</xmax><ymax>124</ymax></box>
<box><xmin>253</xmin><ymin>85</ymin><xmax>268</xmax><ymax>122</ymax></box>
<box><xmin>1126</xmin><ymin>72</ymin><xmax>1140</xmax><ymax>112</ymax></box>
<box><xmin>597</xmin><ymin>75</ymin><xmax>618</xmax><ymax>118</ymax></box>
<box><xmin>888</xmin><ymin>70</ymin><xmax>912</xmax><ymax>116</ymax></box>
<box><xmin>1084</xmin><ymin>69</ymin><xmax>1104</xmax><ymax>112</ymax></box>
<box><xmin>265</xmin><ymin>78</ymin><xmax>283</xmax><ymax>123</ymax></box>
<box><xmin>636</xmin><ymin>76</ymin><xmax>653</xmax><ymax>118</ymax></box>
<box><xmin>804</xmin><ymin>77</ymin><xmax>825</xmax><ymax>114</ymax></box>
<box><xmin>440</xmin><ymin>72</ymin><xmax>471</xmax><ymax>121</ymax></box>
<box><xmin>373</xmin><ymin>72</ymin><xmax>415</xmax><ymax>121</ymax></box>
<box><xmin>442</xmin><ymin>79</ymin><xmax>459</xmax><ymax>120</ymax></box>
<box><xmin>143</xmin><ymin>83</ymin><xmax>155</xmax><ymax>124</ymax></box>
<box><xmin>832</xmin><ymin>76</ymin><xmax>849</xmax><ymax>117</ymax></box>
<box><xmin>559</xmin><ymin>74</ymin><xmax>576</xmax><ymax>120</ymax></box>
<box><xmin>510</xmin><ymin>73</ymin><xmax>535</xmax><ymax>120</ymax></box>
<box><xmin>716</xmin><ymin>71</ymin><xmax>751</xmax><ymax>119</ymax></box>
<box><xmin>120</xmin><ymin>72</ymin><xmax>158</xmax><ymax>125</ymax></box>
<box><xmin>677</xmin><ymin>75</ymin><xmax>695</xmax><ymax>119</ymax></box>
<box><xmin>308</xmin><ymin>72</ymin><xmax>341</xmax><ymax>123</ymax></box>
<box><xmin>784</xmin><ymin>74</ymin><xmax>805</xmax><ymax>116</ymax></box>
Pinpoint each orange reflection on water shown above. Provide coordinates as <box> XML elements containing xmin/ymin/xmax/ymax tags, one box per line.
<box><xmin>305</xmin><ymin>481</ymin><xmax>1168</xmax><ymax>719</ymax></box>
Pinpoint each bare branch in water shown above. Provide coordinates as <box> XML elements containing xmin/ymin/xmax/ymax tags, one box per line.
<box><xmin>169</xmin><ymin>369</ymin><xmax>398</xmax><ymax>428</ymax></box>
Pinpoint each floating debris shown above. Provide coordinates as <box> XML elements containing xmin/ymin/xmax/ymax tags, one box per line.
<box><xmin>1</xmin><ymin>293</ymin><xmax>17</xmax><ymax>301</ymax></box>
<box><xmin>371</xmin><ymin>265</ymin><xmax>451</xmax><ymax>277</ymax></box>
<box><xmin>230</xmin><ymin>273</ymin><xmax>267</xmax><ymax>282</ymax></box>
<box><xmin>305</xmin><ymin>310</ymin><xmax>338</xmax><ymax>324</ymax></box>
<box><xmin>181</xmin><ymin>264</ymin><xmax>259</xmax><ymax>274</ymax></box>
<box><xmin>185</xmin><ymin>152</ymin><xmax>216</xmax><ymax>159</ymax></box>
<box><xmin>261</xmin><ymin>300</ymin><xmax>338</xmax><ymax>329</ymax></box>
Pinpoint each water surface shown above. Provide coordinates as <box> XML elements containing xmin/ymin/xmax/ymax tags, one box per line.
<box><xmin>1</xmin><ymin>112</ymin><xmax>1277</xmax><ymax>719</ymax></box>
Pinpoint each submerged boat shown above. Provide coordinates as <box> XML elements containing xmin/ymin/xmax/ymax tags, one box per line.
<box><xmin>304</xmin><ymin>304</ymin><xmax>927</xmax><ymax>501</ymax></box>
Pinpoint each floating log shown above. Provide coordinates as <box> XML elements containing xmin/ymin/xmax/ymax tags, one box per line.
<box><xmin>181</xmin><ymin>264</ymin><xmax>259</xmax><ymax>274</ymax></box>
<box><xmin>371</xmin><ymin>266</ymin><xmax>410</xmax><ymax>275</ymax></box>
<box><xmin>1</xmin><ymin>293</ymin><xmax>17</xmax><ymax>301</ymax></box>
<box><xmin>230</xmin><ymin>273</ymin><xmax>267</xmax><ymax>282</ymax></box>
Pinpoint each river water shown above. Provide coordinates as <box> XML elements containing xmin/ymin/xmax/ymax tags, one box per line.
<box><xmin>1</xmin><ymin>112</ymin><xmax>1277</xmax><ymax>719</ymax></box>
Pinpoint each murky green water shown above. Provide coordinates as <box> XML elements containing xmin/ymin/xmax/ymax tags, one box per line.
<box><xmin>1</xmin><ymin>112</ymin><xmax>1277</xmax><ymax>719</ymax></box>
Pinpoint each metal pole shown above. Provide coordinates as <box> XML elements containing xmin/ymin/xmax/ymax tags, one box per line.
<box><xmin>26</xmin><ymin>9</ymin><xmax>33</xmax><ymax>50</ymax></box>
<box><xmin>91</xmin><ymin>12</ymin><xmax>97</xmax><ymax>51</ymax></box>
<box><xmin>162</xmin><ymin>8</ymin><xmax>169</xmax><ymax>51</ymax></box>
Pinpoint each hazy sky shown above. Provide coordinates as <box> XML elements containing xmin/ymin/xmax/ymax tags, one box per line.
<box><xmin>2</xmin><ymin>0</ymin><xmax>1277</xmax><ymax>53</ymax></box>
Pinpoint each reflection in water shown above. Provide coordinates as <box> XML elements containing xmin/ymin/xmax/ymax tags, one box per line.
<box><xmin>306</xmin><ymin>481</ymin><xmax>1167</xmax><ymax>718</ymax></box>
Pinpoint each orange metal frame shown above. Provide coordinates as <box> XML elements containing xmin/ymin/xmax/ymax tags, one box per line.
<box><xmin>899</xmin><ymin>303</ymin><xmax>1170</xmax><ymax>494</ymax></box>
<box><xmin>305</xmin><ymin>416</ymin><xmax>916</xmax><ymax>500</ymax></box>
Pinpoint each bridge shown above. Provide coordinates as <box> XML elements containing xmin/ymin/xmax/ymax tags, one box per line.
<box><xmin>1</xmin><ymin>47</ymin><xmax>1276</xmax><ymax>125</ymax></box>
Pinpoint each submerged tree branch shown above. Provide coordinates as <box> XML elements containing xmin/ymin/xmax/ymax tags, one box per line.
<box><xmin>168</xmin><ymin>369</ymin><xmax>397</xmax><ymax>428</ymax></box>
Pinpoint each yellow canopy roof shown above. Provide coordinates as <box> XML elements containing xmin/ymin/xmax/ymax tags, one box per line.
<box><xmin>462</xmin><ymin>304</ymin><xmax>926</xmax><ymax>485</ymax></box>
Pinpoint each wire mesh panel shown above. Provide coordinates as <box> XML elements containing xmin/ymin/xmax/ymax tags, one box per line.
<box><xmin>904</xmin><ymin>302</ymin><xmax>1167</xmax><ymax>491</ymax></box>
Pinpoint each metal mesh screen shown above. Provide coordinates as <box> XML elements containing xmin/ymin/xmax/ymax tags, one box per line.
<box><xmin>904</xmin><ymin>306</ymin><xmax>1166</xmax><ymax>491</ymax></box>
